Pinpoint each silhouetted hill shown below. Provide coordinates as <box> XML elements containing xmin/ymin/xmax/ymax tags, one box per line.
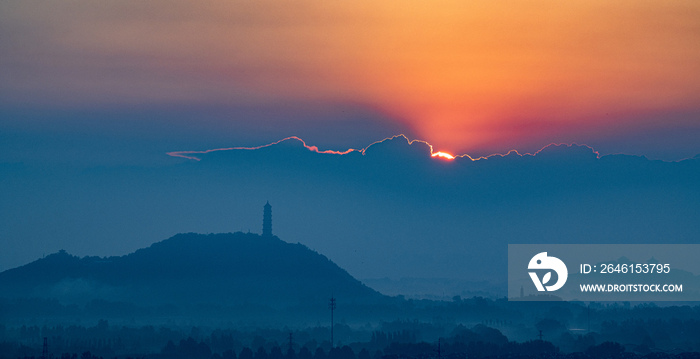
<box><xmin>0</xmin><ymin>232</ymin><xmax>384</xmax><ymax>308</ymax></box>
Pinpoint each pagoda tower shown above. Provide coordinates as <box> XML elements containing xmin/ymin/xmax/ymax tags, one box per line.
<box><xmin>262</xmin><ymin>201</ymin><xmax>272</xmax><ymax>237</ymax></box>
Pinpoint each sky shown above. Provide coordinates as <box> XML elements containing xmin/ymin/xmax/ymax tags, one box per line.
<box><xmin>1</xmin><ymin>0</ymin><xmax>700</xmax><ymax>163</ymax></box>
<box><xmin>1</xmin><ymin>1</ymin><xmax>700</xmax><ymax>294</ymax></box>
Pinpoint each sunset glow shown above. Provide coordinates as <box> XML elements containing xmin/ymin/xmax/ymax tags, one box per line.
<box><xmin>1</xmin><ymin>1</ymin><xmax>699</xmax><ymax>158</ymax></box>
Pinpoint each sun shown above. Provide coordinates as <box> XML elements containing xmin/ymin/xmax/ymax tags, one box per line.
<box><xmin>431</xmin><ymin>151</ymin><xmax>455</xmax><ymax>160</ymax></box>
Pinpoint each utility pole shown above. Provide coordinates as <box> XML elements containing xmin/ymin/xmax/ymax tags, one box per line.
<box><xmin>328</xmin><ymin>296</ymin><xmax>336</xmax><ymax>348</ymax></box>
<box><xmin>538</xmin><ymin>330</ymin><xmax>543</xmax><ymax>341</ymax></box>
<box><xmin>289</xmin><ymin>332</ymin><xmax>294</xmax><ymax>354</ymax></box>
<box><xmin>587</xmin><ymin>303</ymin><xmax>591</xmax><ymax>333</ymax></box>
<box><xmin>42</xmin><ymin>337</ymin><xmax>48</xmax><ymax>359</ymax></box>
<box><xmin>434</xmin><ymin>338</ymin><xmax>441</xmax><ymax>359</ymax></box>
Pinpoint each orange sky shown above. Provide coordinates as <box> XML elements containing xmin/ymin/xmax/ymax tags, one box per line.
<box><xmin>2</xmin><ymin>0</ymin><xmax>700</xmax><ymax>154</ymax></box>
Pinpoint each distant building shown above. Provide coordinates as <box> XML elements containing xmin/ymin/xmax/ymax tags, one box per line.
<box><xmin>262</xmin><ymin>201</ymin><xmax>272</xmax><ymax>237</ymax></box>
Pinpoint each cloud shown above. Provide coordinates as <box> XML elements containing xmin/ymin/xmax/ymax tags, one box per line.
<box><xmin>167</xmin><ymin>134</ymin><xmax>604</xmax><ymax>163</ymax></box>
<box><xmin>167</xmin><ymin>136</ymin><xmax>358</xmax><ymax>161</ymax></box>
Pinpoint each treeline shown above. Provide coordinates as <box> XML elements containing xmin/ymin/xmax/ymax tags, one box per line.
<box><xmin>3</xmin><ymin>300</ymin><xmax>700</xmax><ymax>358</ymax></box>
<box><xmin>3</xmin><ymin>296</ymin><xmax>700</xmax><ymax>330</ymax></box>
<box><xmin>2</xmin><ymin>320</ymin><xmax>700</xmax><ymax>359</ymax></box>
<box><xmin>5</xmin><ymin>334</ymin><xmax>697</xmax><ymax>359</ymax></box>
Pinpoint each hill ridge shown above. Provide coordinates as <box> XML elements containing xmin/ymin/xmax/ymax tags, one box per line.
<box><xmin>0</xmin><ymin>232</ymin><xmax>384</xmax><ymax>308</ymax></box>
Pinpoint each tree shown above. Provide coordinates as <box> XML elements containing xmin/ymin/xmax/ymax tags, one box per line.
<box><xmin>328</xmin><ymin>345</ymin><xmax>355</xmax><ymax>359</ymax></box>
<box><xmin>255</xmin><ymin>346</ymin><xmax>269</xmax><ymax>359</ymax></box>
<box><xmin>287</xmin><ymin>346</ymin><xmax>297</xmax><ymax>359</ymax></box>
<box><xmin>270</xmin><ymin>346</ymin><xmax>284</xmax><ymax>359</ymax></box>
<box><xmin>298</xmin><ymin>347</ymin><xmax>312</xmax><ymax>359</ymax></box>
<box><xmin>240</xmin><ymin>347</ymin><xmax>254</xmax><ymax>359</ymax></box>
<box><xmin>162</xmin><ymin>340</ymin><xmax>178</xmax><ymax>357</ymax></box>
<box><xmin>586</xmin><ymin>341</ymin><xmax>624</xmax><ymax>358</ymax></box>
<box><xmin>357</xmin><ymin>348</ymin><xmax>370</xmax><ymax>359</ymax></box>
<box><xmin>314</xmin><ymin>347</ymin><xmax>326</xmax><ymax>359</ymax></box>
<box><xmin>223</xmin><ymin>349</ymin><xmax>237</xmax><ymax>359</ymax></box>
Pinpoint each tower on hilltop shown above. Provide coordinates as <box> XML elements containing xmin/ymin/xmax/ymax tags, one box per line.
<box><xmin>262</xmin><ymin>201</ymin><xmax>272</xmax><ymax>237</ymax></box>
